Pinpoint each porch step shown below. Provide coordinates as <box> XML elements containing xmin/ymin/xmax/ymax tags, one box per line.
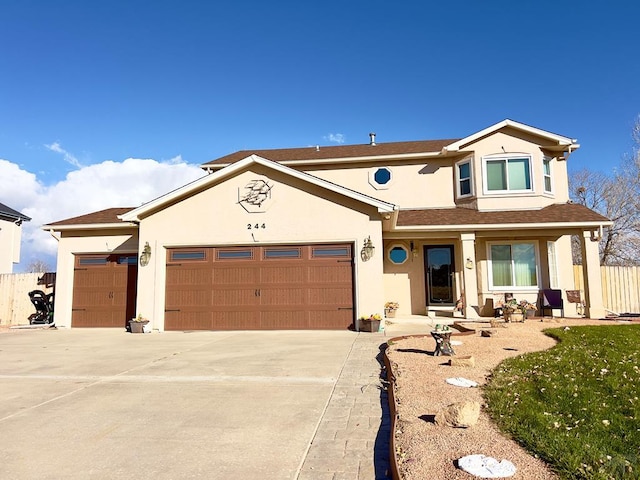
<box><xmin>426</xmin><ymin>306</ymin><xmax>463</xmax><ymax>319</ymax></box>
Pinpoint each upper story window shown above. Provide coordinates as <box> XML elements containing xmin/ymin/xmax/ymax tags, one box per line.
<box><xmin>368</xmin><ymin>166</ymin><xmax>394</xmax><ymax>190</ymax></box>
<box><xmin>543</xmin><ymin>157</ymin><xmax>553</xmax><ymax>193</ymax></box>
<box><xmin>483</xmin><ymin>155</ymin><xmax>532</xmax><ymax>194</ymax></box>
<box><xmin>456</xmin><ymin>159</ymin><xmax>473</xmax><ymax>197</ymax></box>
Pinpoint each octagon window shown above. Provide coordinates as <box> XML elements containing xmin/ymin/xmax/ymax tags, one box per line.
<box><xmin>388</xmin><ymin>245</ymin><xmax>408</xmax><ymax>264</ymax></box>
<box><xmin>368</xmin><ymin>166</ymin><xmax>394</xmax><ymax>190</ymax></box>
<box><xmin>374</xmin><ymin>168</ymin><xmax>391</xmax><ymax>184</ymax></box>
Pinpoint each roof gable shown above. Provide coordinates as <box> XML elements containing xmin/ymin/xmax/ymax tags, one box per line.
<box><xmin>445</xmin><ymin>119</ymin><xmax>579</xmax><ymax>153</ymax></box>
<box><xmin>120</xmin><ymin>155</ymin><xmax>396</xmax><ymax>222</ymax></box>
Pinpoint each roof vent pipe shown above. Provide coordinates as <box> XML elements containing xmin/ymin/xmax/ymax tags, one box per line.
<box><xmin>369</xmin><ymin>132</ymin><xmax>376</xmax><ymax>146</ymax></box>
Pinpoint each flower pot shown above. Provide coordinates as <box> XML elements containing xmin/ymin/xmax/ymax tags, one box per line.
<box><xmin>129</xmin><ymin>320</ymin><xmax>149</xmax><ymax>333</ymax></box>
<box><xmin>504</xmin><ymin>312</ymin><xmax>524</xmax><ymax>323</ymax></box>
<box><xmin>385</xmin><ymin>309</ymin><xmax>396</xmax><ymax>318</ymax></box>
<box><xmin>360</xmin><ymin>319</ymin><xmax>381</xmax><ymax>332</ymax></box>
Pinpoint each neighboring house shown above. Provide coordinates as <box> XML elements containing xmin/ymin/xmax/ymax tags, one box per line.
<box><xmin>43</xmin><ymin>119</ymin><xmax>612</xmax><ymax>331</ymax></box>
<box><xmin>0</xmin><ymin>202</ymin><xmax>30</xmax><ymax>273</ymax></box>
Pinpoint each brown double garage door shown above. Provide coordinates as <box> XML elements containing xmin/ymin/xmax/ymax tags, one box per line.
<box><xmin>165</xmin><ymin>244</ymin><xmax>355</xmax><ymax>330</ymax></box>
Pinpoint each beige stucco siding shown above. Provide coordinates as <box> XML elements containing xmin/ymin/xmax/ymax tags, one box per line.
<box><xmin>304</xmin><ymin>131</ymin><xmax>571</xmax><ymax>212</ymax></box>
<box><xmin>52</xmin><ymin>230</ymin><xmax>139</xmax><ymax>328</ymax></box>
<box><xmin>460</xmin><ymin>131</ymin><xmax>570</xmax><ymax>211</ymax></box>
<box><xmin>136</xmin><ymin>165</ymin><xmax>386</xmax><ymax>331</ymax></box>
<box><xmin>383</xmin><ymin>238</ymin><xmax>463</xmax><ymax>316</ymax></box>
<box><xmin>304</xmin><ymin>159</ymin><xmax>457</xmax><ymax>209</ymax></box>
<box><xmin>0</xmin><ymin>219</ymin><xmax>22</xmax><ymax>273</ymax></box>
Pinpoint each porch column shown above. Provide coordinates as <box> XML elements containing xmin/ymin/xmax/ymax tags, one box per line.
<box><xmin>580</xmin><ymin>230</ymin><xmax>605</xmax><ymax>319</ymax></box>
<box><xmin>460</xmin><ymin>233</ymin><xmax>480</xmax><ymax>319</ymax></box>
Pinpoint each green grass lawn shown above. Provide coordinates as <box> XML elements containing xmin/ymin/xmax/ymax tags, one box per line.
<box><xmin>484</xmin><ymin>324</ymin><xmax>640</xmax><ymax>480</ymax></box>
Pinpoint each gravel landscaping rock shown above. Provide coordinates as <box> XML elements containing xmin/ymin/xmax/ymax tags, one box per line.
<box><xmin>386</xmin><ymin>317</ymin><xmax>612</xmax><ymax>479</ymax></box>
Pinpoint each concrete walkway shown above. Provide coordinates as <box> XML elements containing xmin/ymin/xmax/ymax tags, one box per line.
<box><xmin>297</xmin><ymin>316</ymin><xmax>450</xmax><ymax>479</ymax></box>
<box><xmin>297</xmin><ymin>333</ymin><xmax>391</xmax><ymax>480</ymax></box>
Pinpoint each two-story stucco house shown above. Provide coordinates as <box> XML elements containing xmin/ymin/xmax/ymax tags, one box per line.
<box><xmin>0</xmin><ymin>202</ymin><xmax>31</xmax><ymax>274</ymax></box>
<box><xmin>44</xmin><ymin>120</ymin><xmax>611</xmax><ymax>331</ymax></box>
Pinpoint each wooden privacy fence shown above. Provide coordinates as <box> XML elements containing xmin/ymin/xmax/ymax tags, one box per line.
<box><xmin>573</xmin><ymin>265</ymin><xmax>640</xmax><ymax>315</ymax></box>
<box><xmin>0</xmin><ymin>273</ymin><xmax>54</xmax><ymax>326</ymax></box>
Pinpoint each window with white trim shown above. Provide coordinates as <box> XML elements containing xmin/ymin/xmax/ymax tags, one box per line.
<box><xmin>547</xmin><ymin>241</ymin><xmax>559</xmax><ymax>289</ymax></box>
<box><xmin>456</xmin><ymin>159</ymin><xmax>472</xmax><ymax>197</ymax></box>
<box><xmin>388</xmin><ymin>244</ymin><xmax>409</xmax><ymax>264</ymax></box>
<box><xmin>488</xmin><ymin>242</ymin><xmax>538</xmax><ymax>289</ymax></box>
<box><xmin>368</xmin><ymin>166</ymin><xmax>394</xmax><ymax>190</ymax></box>
<box><xmin>483</xmin><ymin>155</ymin><xmax>532</xmax><ymax>193</ymax></box>
<box><xmin>543</xmin><ymin>157</ymin><xmax>553</xmax><ymax>193</ymax></box>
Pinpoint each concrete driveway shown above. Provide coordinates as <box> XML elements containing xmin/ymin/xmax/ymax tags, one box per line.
<box><xmin>0</xmin><ymin>328</ymin><xmax>390</xmax><ymax>479</ymax></box>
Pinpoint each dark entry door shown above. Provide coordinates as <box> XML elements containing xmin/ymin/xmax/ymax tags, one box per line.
<box><xmin>424</xmin><ymin>245</ymin><xmax>455</xmax><ymax>305</ymax></box>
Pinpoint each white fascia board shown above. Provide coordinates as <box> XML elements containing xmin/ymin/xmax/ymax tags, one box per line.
<box><xmin>393</xmin><ymin>220</ymin><xmax>612</xmax><ymax>232</ymax></box>
<box><xmin>120</xmin><ymin>156</ymin><xmax>261</xmax><ymax>222</ymax></box>
<box><xmin>41</xmin><ymin>222</ymin><xmax>138</xmax><ymax>232</ymax></box>
<box><xmin>200</xmin><ymin>151</ymin><xmax>444</xmax><ymax>171</ymax></box>
<box><xmin>123</xmin><ymin>154</ymin><xmax>396</xmax><ymax>222</ymax></box>
<box><xmin>445</xmin><ymin>119</ymin><xmax>577</xmax><ymax>152</ymax></box>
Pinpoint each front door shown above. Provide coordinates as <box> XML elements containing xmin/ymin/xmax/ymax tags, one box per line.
<box><xmin>424</xmin><ymin>245</ymin><xmax>455</xmax><ymax>306</ymax></box>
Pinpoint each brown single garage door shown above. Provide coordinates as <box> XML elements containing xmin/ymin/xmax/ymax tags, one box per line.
<box><xmin>165</xmin><ymin>244</ymin><xmax>354</xmax><ymax>330</ymax></box>
<box><xmin>72</xmin><ymin>254</ymin><xmax>138</xmax><ymax>327</ymax></box>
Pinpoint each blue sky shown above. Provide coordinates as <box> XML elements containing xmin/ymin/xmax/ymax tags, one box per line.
<box><xmin>1</xmin><ymin>0</ymin><xmax>639</xmax><ymax>270</ymax></box>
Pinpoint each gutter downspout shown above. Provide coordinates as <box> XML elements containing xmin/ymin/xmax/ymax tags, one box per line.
<box><xmin>49</xmin><ymin>229</ymin><xmax>61</xmax><ymax>242</ymax></box>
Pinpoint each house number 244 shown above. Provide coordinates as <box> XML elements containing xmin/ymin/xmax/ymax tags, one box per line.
<box><xmin>247</xmin><ymin>223</ymin><xmax>266</xmax><ymax>230</ymax></box>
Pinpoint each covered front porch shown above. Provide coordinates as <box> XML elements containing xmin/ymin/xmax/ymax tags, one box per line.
<box><xmin>381</xmin><ymin>226</ymin><xmax>607</xmax><ymax>322</ymax></box>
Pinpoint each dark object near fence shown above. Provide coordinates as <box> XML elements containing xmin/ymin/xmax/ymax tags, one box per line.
<box><xmin>28</xmin><ymin>290</ymin><xmax>55</xmax><ymax>325</ymax></box>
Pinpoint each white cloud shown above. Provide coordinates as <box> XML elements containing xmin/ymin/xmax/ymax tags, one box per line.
<box><xmin>325</xmin><ymin>133</ymin><xmax>345</xmax><ymax>144</ymax></box>
<box><xmin>45</xmin><ymin>142</ymin><xmax>84</xmax><ymax>168</ymax></box>
<box><xmin>0</xmin><ymin>157</ymin><xmax>204</xmax><ymax>272</ymax></box>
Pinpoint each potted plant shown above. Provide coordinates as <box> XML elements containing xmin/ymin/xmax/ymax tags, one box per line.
<box><xmin>384</xmin><ymin>301</ymin><xmax>399</xmax><ymax>318</ymax></box>
<box><xmin>359</xmin><ymin>313</ymin><xmax>382</xmax><ymax>332</ymax></box>
<box><xmin>503</xmin><ymin>299</ymin><xmax>536</xmax><ymax>322</ymax></box>
<box><xmin>520</xmin><ymin>300</ymin><xmax>538</xmax><ymax>319</ymax></box>
<box><xmin>129</xmin><ymin>314</ymin><xmax>149</xmax><ymax>333</ymax></box>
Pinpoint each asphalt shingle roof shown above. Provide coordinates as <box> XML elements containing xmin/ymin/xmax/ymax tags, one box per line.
<box><xmin>397</xmin><ymin>203</ymin><xmax>610</xmax><ymax>227</ymax></box>
<box><xmin>0</xmin><ymin>202</ymin><xmax>31</xmax><ymax>221</ymax></box>
<box><xmin>202</xmin><ymin>139</ymin><xmax>460</xmax><ymax>167</ymax></box>
<box><xmin>45</xmin><ymin>207</ymin><xmax>134</xmax><ymax>226</ymax></box>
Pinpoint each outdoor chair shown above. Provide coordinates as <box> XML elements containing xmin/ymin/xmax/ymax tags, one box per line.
<box><xmin>540</xmin><ymin>289</ymin><xmax>564</xmax><ymax>317</ymax></box>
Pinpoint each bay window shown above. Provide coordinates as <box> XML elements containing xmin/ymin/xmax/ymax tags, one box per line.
<box><xmin>489</xmin><ymin>242</ymin><xmax>538</xmax><ymax>289</ymax></box>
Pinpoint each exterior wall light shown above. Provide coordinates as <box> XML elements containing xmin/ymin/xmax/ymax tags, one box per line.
<box><xmin>360</xmin><ymin>236</ymin><xmax>375</xmax><ymax>261</ymax></box>
<box><xmin>410</xmin><ymin>241</ymin><xmax>418</xmax><ymax>259</ymax></box>
<box><xmin>139</xmin><ymin>242</ymin><xmax>152</xmax><ymax>267</ymax></box>
<box><xmin>465</xmin><ymin>257</ymin><xmax>473</xmax><ymax>269</ymax></box>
